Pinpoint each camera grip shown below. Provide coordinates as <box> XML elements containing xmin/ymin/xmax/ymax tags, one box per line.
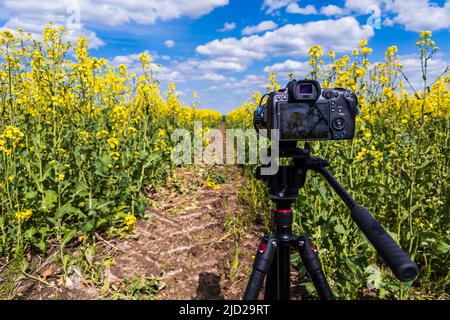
<box><xmin>351</xmin><ymin>206</ymin><xmax>419</xmax><ymax>282</ymax></box>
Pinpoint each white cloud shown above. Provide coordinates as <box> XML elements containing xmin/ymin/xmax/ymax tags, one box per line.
<box><xmin>209</xmin><ymin>74</ymin><xmax>266</xmax><ymax>90</ymax></box>
<box><xmin>165</xmin><ymin>40</ymin><xmax>175</xmax><ymax>48</ymax></box>
<box><xmin>218</xmin><ymin>22</ymin><xmax>236</xmax><ymax>32</ymax></box>
<box><xmin>110</xmin><ymin>52</ymin><xmax>185</xmax><ymax>83</ymax></box>
<box><xmin>197</xmin><ymin>38</ymin><xmax>265</xmax><ymax>60</ymax></box>
<box><xmin>0</xmin><ymin>0</ymin><xmax>229</xmax><ymax>48</ymax></box>
<box><xmin>0</xmin><ymin>0</ymin><xmax>230</xmax><ymax>26</ymax></box>
<box><xmin>343</xmin><ymin>0</ymin><xmax>450</xmax><ymax>32</ymax></box>
<box><xmin>242</xmin><ymin>20</ymin><xmax>278</xmax><ymax>35</ymax></box>
<box><xmin>197</xmin><ymin>17</ymin><xmax>374</xmax><ymax>62</ymax></box>
<box><xmin>262</xmin><ymin>0</ymin><xmax>295</xmax><ymax>14</ymax></box>
<box><xmin>264</xmin><ymin>59</ymin><xmax>310</xmax><ymax>78</ymax></box>
<box><xmin>399</xmin><ymin>54</ymin><xmax>450</xmax><ymax>89</ymax></box>
<box><xmin>199</xmin><ymin>59</ymin><xmax>246</xmax><ymax>72</ymax></box>
<box><xmin>344</xmin><ymin>0</ymin><xmax>383</xmax><ymax>14</ymax></box>
<box><xmin>320</xmin><ymin>5</ymin><xmax>345</xmax><ymax>16</ymax></box>
<box><xmin>286</xmin><ymin>3</ymin><xmax>346</xmax><ymax>16</ymax></box>
<box><xmin>0</xmin><ymin>16</ymin><xmax>105</xmax><ymax>48</ymax></box>
<box><xmin>286</xmin><ymin>3</ymin><xmax>318</xmax><ymax>15</ymax></box>
<box><xmin>200</xmin><ymin>72</ymin><xmax>227</xmax><ymax>82</ymax></box>
<box><xmin>386</xmin><ymin>0</ymin><xmax>450</xmax><ymax>32</ymax></box>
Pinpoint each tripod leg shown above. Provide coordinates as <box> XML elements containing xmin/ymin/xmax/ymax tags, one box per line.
<box><xmin>264</xmin><ymin>244</ymin><xmax>290</xmax><ymax>300</ymax></box>
<box><xmin>264</xmin><ymin>252</ymin><xmax>278</xmax><ymax>300</ymax></box>
<box><xmin>244</xmin><ymin>236</ymin><xmax>278</xmax><ymax>300</ymax></box>
<box><xmin>278</xmin><ymin>245</ymin><xmax>291</xmax><ymax>300</ymax></box>
<box><xmin>296</xmin><ymin>235</ymin><xmax>334</xmax><ymax>300</ymax></box>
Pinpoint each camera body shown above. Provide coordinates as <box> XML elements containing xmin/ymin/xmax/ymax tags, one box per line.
<box><xmin>254</xmin><ymin>80</ymin><xmax>358</xmax><ymax>142</ymax></box>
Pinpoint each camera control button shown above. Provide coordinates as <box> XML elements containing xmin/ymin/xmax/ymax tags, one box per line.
<box><xmin>276</xmin><ymin>96</ymin><xmax>281</xmax><ymax>101</ymax></box>
<box><xmin>334</xmin><ymin>92</ymin><xmax>339</xmax><ymax>98</ymax></box>
<box><xmin>282</xmin><ymin>96</ymin><xmax>287</xmax><ymax>100</ymax></box>
<box><xmin>332</xmin><ymin>118</ymin><xmax>346</xmax><ymax>131</ymax></box>
<box><xmin>324</xmin><ymin>90</ymin><xmax>333</xmax><ymax>99</ymax></box>
<box><xmin>338</xmin><ymin>108</ymin><xmax>343</xmax><ymax>113</ymax></box>
<box><xmin>331</xmin><ymin>108</ymin><xmax>336</xmax><ymax>112</ymax></box>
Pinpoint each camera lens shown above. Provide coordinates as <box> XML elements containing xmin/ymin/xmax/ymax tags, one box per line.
<box><xmin>332</xmin><ymin>117</ymin><xmax>346</xmax><ymax>131</ymax></box>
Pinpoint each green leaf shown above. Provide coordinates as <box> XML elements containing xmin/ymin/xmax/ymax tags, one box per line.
<box><xmin>302</xmin><ymin>282</ymin><xmax>316</xmax><ymax>295</ymax></box>
<box><xmin>41</xmin><ymin>190</ymin><xmax>58</xmax><ymax>212</ymax></box>
<box><xmin>345</xmin><ymin>258</ymin><xmax>362</xmax><ymax>275</ymax></box>
<box><xmin>46</xmin><ymin>217</ymin><xmax>57</xmax><ymax>226</ymax></box>
<box><xmin>62</xmin><ymin>230</ymin><xmax>77</xmax><ymax>247</ymax></box>
<box><xmin>25</xmin><ymin>191</ymin><xmax>38</xmax><ymax>200</ymax></box>
<box><xmin>334</xmin><ymin>224</ymin><xmax>346</xmax><ymax>234</ymax></box>
<box><xmin>95</xmin><ymin>218</ymin><xmax>108</xmax><ymax>229</ymax></box>
<box><xmin>81</xmin><ymin>218</ymin><xmax>96</xmax><ymax>233</ymax></box>
<box><xmin>318</xmin><ymin>187</ymin><xmax>329</xmax><ymax>206</ymax></box>
<box><xmin>73</xmin><ymin>181</ymin><xmax>89</xmax><ymax>198</ymax></box>
<box><xmin>438</xmin><ymin>241</ymin><xmax>450</xmax><ymax>254</ymax></box>
<box><xmin>56</xmin><ymin>203</ymin><xmax>75</xmax><ymax>219</ymax></box>
<box><xmin>33</xmin><ymin>239</ymin><xmax>46</xmax><ymax>252</ymax></box>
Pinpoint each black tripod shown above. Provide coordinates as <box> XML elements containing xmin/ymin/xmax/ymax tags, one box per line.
<box><xmin>244</xmin><ymin>144</ymin><xmax>419</xmax><ymax>300</ymax></box>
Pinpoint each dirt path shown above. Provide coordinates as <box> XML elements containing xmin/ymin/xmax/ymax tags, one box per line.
<box><xmin>105</xmin><ymin>165</ymin><xmax>259</xmax><ymax>300</ymax></box>
<box><xmin>4</xmin><ymin>122</ymin><xmax>263</xmax><ymax>300</ymax></box>
<box><xmin>4</xmin><ymin>164</ymin><xmax>261</xmax><ymax>300</ymax></box>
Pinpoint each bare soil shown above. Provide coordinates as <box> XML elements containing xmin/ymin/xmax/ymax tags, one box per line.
<box><xmin>3</xmin><ymin>165</ymin><xmax>261</xmax><ymax>300</ymax></box>
<box><xmin>106</xmin><ymin>165</ymin><xmax>260</xmax><ymax>300</ymax></box>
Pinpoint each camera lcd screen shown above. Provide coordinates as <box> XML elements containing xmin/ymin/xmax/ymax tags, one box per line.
<box><xmin>299</xmin><ymin>84</ymin><xmax>313</xmax><ymax>94</ymax></box>
<box><xmin>279</xmin><ymin>102</ymin><xmax>330</xmax><ymax>140</ymax></box>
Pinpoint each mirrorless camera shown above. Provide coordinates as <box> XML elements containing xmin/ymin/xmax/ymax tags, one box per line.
<box><xmin>254</xmin><ymin>80</ymin><xmax>359</xmax><ymax>142</ymax></box>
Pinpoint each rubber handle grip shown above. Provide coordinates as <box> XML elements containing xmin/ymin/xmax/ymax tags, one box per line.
<box><xmin>351</xmin><ymin>206</ymin><xmax>419</xmax><ymax>282</ymax></box>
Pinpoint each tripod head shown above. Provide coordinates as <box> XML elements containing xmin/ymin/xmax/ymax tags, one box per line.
<box><xmin>255</xmin><ymin>144</ymin><xmax>419</xmax><ymax>283</ymax></box>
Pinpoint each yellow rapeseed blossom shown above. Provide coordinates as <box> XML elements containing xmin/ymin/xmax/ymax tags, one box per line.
<box><xmin>206</xmin><ymin>178</ymin><xmax>221</xmax><ymax>190</ymax></box>
<box><xmin>110</xmin><ymin>152</ymin><xmax>120</xmax><ymax>161</ymax></box>
<box><xmin>16</xmin><ymin>209</ymin><xmax>33</xmax><ymax>221</ymax></box>
<box><xmin>107</xmin><ymin>137</ymin><xmax>119</xmax><ymax>149</ymax></box>
<box><xmin>123</xmin><ymin>214</ymin><xmax>137</xmax><ymax>232</ymax></box>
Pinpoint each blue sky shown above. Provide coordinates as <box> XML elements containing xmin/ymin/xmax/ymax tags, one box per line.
<box><xmin>1</xmin><ymin>0</ymin><xmax>450</xmax><ymax>114</ymax></box>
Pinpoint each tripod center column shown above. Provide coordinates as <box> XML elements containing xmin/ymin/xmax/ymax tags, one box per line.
<box><xmin>274</xmin><ymin>207</ymin><xmax>294</xmax><ymax>242</ymax></box>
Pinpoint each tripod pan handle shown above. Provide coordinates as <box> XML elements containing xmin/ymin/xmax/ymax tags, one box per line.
<box><xmin>351</xmin><ymin>206</ymin><xmax>419</xmax><ymax>282</ymax></box>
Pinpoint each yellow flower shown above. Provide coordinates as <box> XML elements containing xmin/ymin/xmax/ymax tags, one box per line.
<box><xmin>16</xmin><ymin>209</ymin><xmax>33</xmax><ymax>221</ymax></box>
<box><xmin>96</xmin><ymin>130</ymin><xmax>109</xmax><ymax>139</ymax></box>
<box><xmin>127</xmin><ymin>127</ymin><xmax>137</xmax><ymax>135</ymax></box>
<box><xmin>355</xmin><ymin>148</ymin><xmax>368</xmax><ymax>162</ymax></box>
<box><xmin>206</xmin><ymin>178</ymin><xmax>221</xmax><ymax>190</ymax></box>
<box><xmin>122</xmin><ymin>214</ymin><xmax>137</xmax><ymax>231</ymax></box>
<box><xmin>328</xmin><ymin>51</ymin><xmax>336</xmax><ymax>59</ymax></box>
<box><xmin>1</xmin><ymin>126</ymin><xmax>25</xmax><ymax>148</ymax></box>
<box><xmin>107</xmin><ymin>137</ymin><xmax>119</xmax><ymax>149</ymax></box>
<box><xmin>361</xmin><ymin>47</ymin><xmax>373</xmax><ymax>55</ymax></box>
<box><xmin>386</xmin><ymin>45</ymin><xmax>398</xmax><ymax>57</ymax></box>
<box><xmin>110</xmin><ymin>152</ymin><xmax>120</xmax><ymax>161</ymax></box>
<box><xmin>419</xmin><ymin>30</ymin><xmax>432</xmax><ymax>39</ymax></box>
